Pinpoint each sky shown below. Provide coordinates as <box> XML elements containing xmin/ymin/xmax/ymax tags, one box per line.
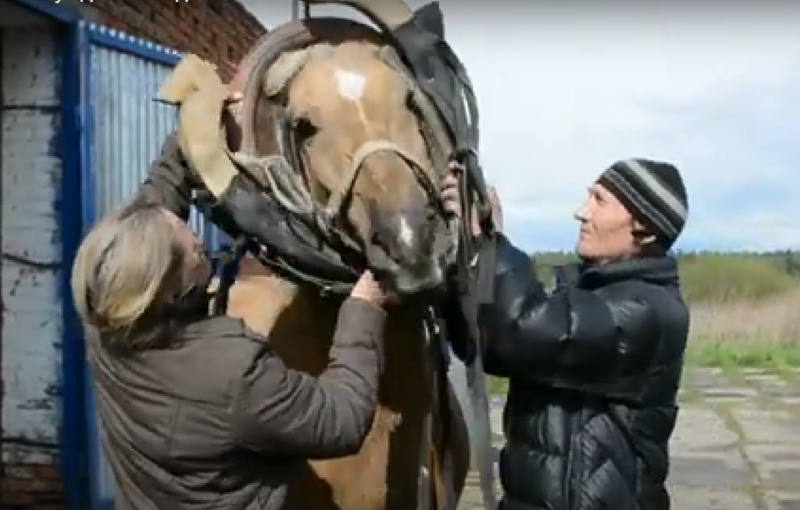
<box><xmin>238</xmin><ymin>0</ymin><xmax>800</xmax><ymax>252</ymax></box>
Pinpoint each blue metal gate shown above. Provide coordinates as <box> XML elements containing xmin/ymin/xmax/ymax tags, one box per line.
<box><xmin>77</xmin><ymin>21</ymin><xmax>226</xmax><ymax>510</ymax></box>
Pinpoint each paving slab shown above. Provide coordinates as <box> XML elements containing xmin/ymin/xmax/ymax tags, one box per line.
<box><xmin>668</xmin><ymin>449</ymin><xmax>753</xmax><ymax>487</ymax></box>
<box><xmin>766</xmin><ymin>492</ymin><xmax>800</xmax><ymax>510</ymax></box>
<box><xmin>765</xmin><ymin>491</ymin><xmax>800</xmax><ymax>510</ymax></box>
<box><xmin>731</xmin><ymin>406</ymin><xmax>800</xmax><ymax>444</ymax></box>
<box><xmin>689</xmin><ymin>368</ymin><xmax>759</xmax><ymax>402</ymax></box>
<box><xmin>668</xmin><ymin>488</ymin><xmax>759</xmax><ymax>510</ymax></box>
<box><xmin>742</xmin><ymin>444</ymin><xmax>800</xmax><ymax>489</ymax></box>
<box><xmin>670</xmin><ymin>407</ymin><xmax>739</xmax><ymax>450</ymax></box>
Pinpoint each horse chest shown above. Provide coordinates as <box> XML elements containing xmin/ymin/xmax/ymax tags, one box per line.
<box><xmin>289</xmin><ymin>317</ymin><xmax>432</xmax><ymax>510</ymax></box>
<box><xmin>225</xmin><ymin>273</ymin><xmax>459</xmax><ymax>510</ymax></box>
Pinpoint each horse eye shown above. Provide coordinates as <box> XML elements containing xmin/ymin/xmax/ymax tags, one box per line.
<box><xmin>293</xmin><ymin>116</ymin><xmax>318</xmax><ymax>140</ymax></box>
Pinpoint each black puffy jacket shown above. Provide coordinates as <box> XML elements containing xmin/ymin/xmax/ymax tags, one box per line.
<box><xmin>481</xmin><ymin>235</ymin><xmax>689</xmax><ymax>510</ymax></box>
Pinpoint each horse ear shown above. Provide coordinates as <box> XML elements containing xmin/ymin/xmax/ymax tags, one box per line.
<box><xmin>263</xmin><ymin>49</ymin><xmax>312</xmax><ymax>98</ymax></box>
<box><xmin>228</xmin><ymin>47</ymin><xmax>311</xmax><ymax>104</ymax></box>
<box><xmin>409</xmin><ymin>1</ymin><xmax>445</xmax><ymax>38</ymax></box>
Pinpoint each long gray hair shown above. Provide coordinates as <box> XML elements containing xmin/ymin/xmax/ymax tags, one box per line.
<box><xmin>71</xmin><ymin>203</ymin><xmax>185</xmax><ymax>352</ymax></box>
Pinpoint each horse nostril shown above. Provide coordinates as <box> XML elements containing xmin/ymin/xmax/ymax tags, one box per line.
<box><xmin>361</xmin><ymin>197</ymin><xmax>437</xmax><ymax>272</ymax></box>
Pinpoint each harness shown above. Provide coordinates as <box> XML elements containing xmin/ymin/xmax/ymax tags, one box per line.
<box><xmin>391</xmin><ymin>6</ymin><xmax>499</xmax><ymax>510</ymax></box>
<box><xmin>176</xmin><ymin>3</ymin><xmax>498</xmax><ymax>509</ymax></box>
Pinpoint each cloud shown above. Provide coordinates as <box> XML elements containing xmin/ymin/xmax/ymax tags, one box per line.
<box><xmin>239</xmin><ymin>0</ymin><xmax>800</xmax><ymax>251</ymax></box>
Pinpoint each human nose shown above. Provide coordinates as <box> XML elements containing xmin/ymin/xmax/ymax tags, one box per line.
<box><xmin>574</xmin><ymin>200</ymin><xmax>589</xmax><ymax>222</ymax></box>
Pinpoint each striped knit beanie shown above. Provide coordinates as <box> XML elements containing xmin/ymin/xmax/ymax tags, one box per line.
<box><xmin>597</xmin><ymin>159</ymin><xmax>688</xmax><ymax>248</ymax></box>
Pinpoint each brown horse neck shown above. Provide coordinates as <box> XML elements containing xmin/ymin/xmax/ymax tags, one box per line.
<box><xmin>291</xmin><ymin>284</ymin><xmax>432</xmax><ymax>403</ymax></box>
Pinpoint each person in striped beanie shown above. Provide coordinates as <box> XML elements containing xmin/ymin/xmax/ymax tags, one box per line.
<box><xmin>441</xmin><ymin>157</ymin><xmax>690</xmax><ymax>510</ymax></box>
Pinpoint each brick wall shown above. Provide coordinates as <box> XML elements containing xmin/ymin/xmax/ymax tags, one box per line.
<box><xmin>2</xmin><ymin>447</ymin><xmax>62</xmax><ymax>509</ymax></box>
<box><xmin>74</xmin><ymin>0</ymin><xmax>267</xmax><ymax>80</ymax></box>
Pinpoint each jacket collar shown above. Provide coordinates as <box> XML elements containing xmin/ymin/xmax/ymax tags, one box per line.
<box><xmin>557</xmin><ymin>255</ymin><xmax>679</xmax><ymax>290</ymax></box>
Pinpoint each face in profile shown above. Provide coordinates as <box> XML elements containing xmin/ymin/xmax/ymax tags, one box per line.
<box><xmin>573</xmin><ymin>183</ymin><xmax>640</xmax><ymax>261</ymax></box>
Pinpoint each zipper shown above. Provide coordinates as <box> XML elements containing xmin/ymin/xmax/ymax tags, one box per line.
<box><xmin>564</xmin><ymin>414</ymin><xmax>575</xmax><ymax>509</ymax></box>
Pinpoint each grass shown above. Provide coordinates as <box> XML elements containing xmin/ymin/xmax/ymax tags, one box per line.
<box><xmin>687</xmin><ymin>288</ymin><xmax>800</xmax><ymax>370</ymax></box>
<box><xmin>686</xmin><ymin>342</ymin><xmax>800</xmax><ymax>372</ymax></box>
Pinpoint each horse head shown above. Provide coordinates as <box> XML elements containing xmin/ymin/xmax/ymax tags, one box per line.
<box><xmin>228</xmin><ymin>11</ymin><xmax>459</xmax><ymax>296</ymax></box>
<box><xmin>162</xmin><ymin>0</ymin><xmax>460</xmax><ymax>297</ymax></box>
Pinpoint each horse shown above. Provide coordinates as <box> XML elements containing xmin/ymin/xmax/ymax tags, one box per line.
<box><xmin>158</xmin><ymin>2</ymin><xmax>475</xmax><ymax>510</ymax></box>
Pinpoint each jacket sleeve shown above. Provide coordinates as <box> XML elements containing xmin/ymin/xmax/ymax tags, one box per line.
<box><xmin>481</xmin><ymin>234</ymin><xmax>659</xmax><ymax>381</ymax></box>
<box><xmin>230</xmin><ymin>297</ymin><xmax>386</xmax><ymax>459</ymax></box>
<box><xmin>128</xmin><ymin>132</ymin><xmax>196</xmax><ymax>221</ymax></box>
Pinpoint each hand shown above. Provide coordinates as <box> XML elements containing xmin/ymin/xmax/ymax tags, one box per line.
<box><xmin>441</xmin><ymin>163</ymin><xmax>503</xmax><ymax>237</ymax></box>
<box><xmin>487</xmin><ymin>186</ymin><xmax>503</xmax><ymax>233</ymax></box>
<box><xmin>441</xmin><ymin>162</ymin><xmax>462</xmax><ymax>218</ymax></box>
<box><xmin>350</xmin><ymin>270</ymin><xmax>391</xmax><ymax>307</ymax></box>
<box><xmin>470</xmin><ymin>186</ymin><xmax>503</xmax><ymax>237</ymax></box>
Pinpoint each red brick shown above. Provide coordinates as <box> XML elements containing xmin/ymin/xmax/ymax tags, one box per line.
<box><xmin>84</xmin><ymin>0</ymin><xmax>265</xmax><ymax>76</ymax></box>
<box><xmin>1</xmin><ymin>490</ymin><xmax>35</xmax><ymax>506</ymax></box>
<box><xmin>3</xmin><ymin>478</ymin><xmax>61</xmax><ymax>493</ymax></box>
<box><xmin>4</xmin><ymin>465</ymin><xmax>33</xmax><ymax>479</ymax></box>
<box><xmin>2</xmin><ymin>460</ymin><xmax>66</xmax><ymax>509</ymax></box>
<box><xmin>31</xmin><ymin>464</ymin><xmax>60</xmax><ymax>480</ymax></box>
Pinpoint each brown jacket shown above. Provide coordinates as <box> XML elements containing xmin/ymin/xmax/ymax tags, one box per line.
<box><xmin>88</xmin><ymin>134</ymin><xmax>387</xmax><ymax>510</ymax></box>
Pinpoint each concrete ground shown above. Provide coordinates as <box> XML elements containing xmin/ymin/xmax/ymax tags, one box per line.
<box><xmin>459</xmin><ymin>367</ymin><xmax>800</xmax><ymax>510</ymax></box>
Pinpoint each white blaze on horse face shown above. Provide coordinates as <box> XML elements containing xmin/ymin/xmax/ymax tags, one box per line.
<box><xmin>398</xmin><ymin>215</ymin><xmax>415</xmax><ymax>249</ymax></box>
<box><xmin>334</xmin><ymin>68</ymin><xmax>366</xmax><ymax>102</ymax></box>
